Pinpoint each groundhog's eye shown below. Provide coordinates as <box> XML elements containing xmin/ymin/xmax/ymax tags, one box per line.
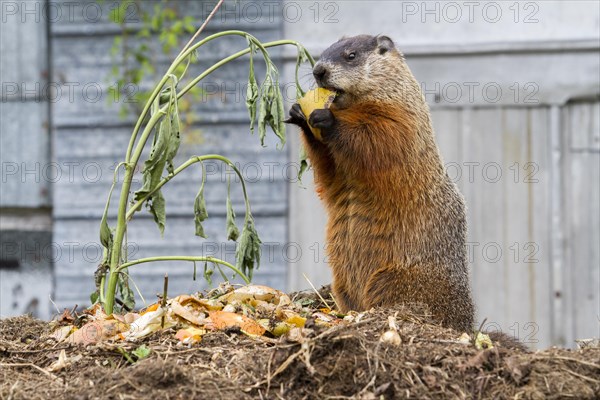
<box><xmin>347</xmin><ymin>52</ymin><xmax>356</xmax><ymax>61</ymax></box>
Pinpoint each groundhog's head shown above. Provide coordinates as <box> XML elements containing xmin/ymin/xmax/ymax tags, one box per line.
<box><xmin>313</xmin><ymin>35</ymin><xmax>418</xmax><ymax>108</ymax></box>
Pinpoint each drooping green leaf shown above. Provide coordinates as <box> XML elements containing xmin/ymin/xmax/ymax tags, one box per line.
<box><xmin>117</xmin><ymin>268</ymin><xmax>135</xmax><ymax>312</ymax></box>
<box><xmin>226</xmin><ymin>176</ymin><xmax>239</xmax><ymax>241</ymax></box>
<box><xmin>246</xmin><ymin>40</ymin><xmax>259</xmax><ymax>135</ymax></box>
<box><xmin>165</xmin><ymin>101</ymin><xmax>181</xmax><ymax>174</ymax></box>
<box><xmin>295</xmin><ymin>47</ymin><xmax>310</xmax><ymax>98</ymax></box>
<box><xmin>257</xmin><ymin>72</ymin><xmax>286</xmax><ymax>148</ymax></box>
<box><xmin>298</xmin><ymin>143</ymin><xmax>310</xmax><ymax>183</ymax></box>
<box><xmin>271</xmin><ymin>79</ymin><xmax>286</xmax><ymax>147</ymax></box>
<box><xmin>257</xmin><ymin>74</ymin><xmax>271</xmax><ymax>147</ymax></box>
<box><xmin>193</xmin><ymin>183</ymin><xmax>208</xmax><ymax>238</ymax></box>
<box><xmin>236</xmin><ymin>215</ymin><xmax>261</xmax><ymax>280</ymax></box>
<box><xmin>90</xmin><ymin>291</ymin><xmax>100</xmax><ymax>305</ymax></box>
<box><xmin>99</xmin><ymin>165</ymin><xmax>119</xmax><ymax>252</ymax></box>
<box><xmin>134</xmin><ymin>117</ymin><xmax>169</xmax><ymax>202</ymax></box>
<box><xmin>100</xmin><ymin>197</ymin><xmax>114</xmax><ymax>251</ymax></box>
<box><xmin>148</xmin><ymin>190</ymin><xmax>166</xmax><ymax>235</ymax></box>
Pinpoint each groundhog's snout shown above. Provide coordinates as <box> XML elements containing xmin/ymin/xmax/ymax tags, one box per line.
<box><xmin>313</xmin><ymin>63</ymin><xmax>329</xmax><ymax>86</ymax></box>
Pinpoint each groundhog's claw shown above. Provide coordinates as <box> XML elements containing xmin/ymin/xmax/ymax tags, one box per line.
<box><xmin>285</xmin><ymin>103</ymin><xmax>307</xmax><ymax>125</ymax></box>
<box><xmin>308</xmin><ymin>109</ymin><xmax>335</xmax><ymax>130</ymax></box>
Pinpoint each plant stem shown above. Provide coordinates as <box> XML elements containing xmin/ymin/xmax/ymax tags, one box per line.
<box><xmin>178</xmin><ymin>40</ymin><xmax>313</xmax><ymax>100</ymax></box>
<box><xmin>104</xmin><ymin>31</ymin><xmax>314</xmax><ymax>314</ymax></box>
<box><xmin>105</xmin><ymin>107</ymin><xmax>166</xmax><ymax>315</ymax></box>
<box><xmin>161</xmin><ymin>273</ymin><xmax>168</xmax><ymax>328</ymax></box>
<box><xmin>126</xmin><ymin>154</ymin><xmax>248</xmax><ymax>221</ymax></box>
<box><xmin>116</xmin><ymin>256</ymin><xmax>250</xmax><ymax>284</ymax></box>
<box><xmin>126</xmin><ymin>30</ymin><xmax>249</xmax><ymax>163</ymax></box>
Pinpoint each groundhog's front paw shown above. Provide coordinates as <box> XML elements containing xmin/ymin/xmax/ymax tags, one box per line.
<box><xmin>284</xmin><ymin>103</ymin><xmax>307</xmax><ymax>127</ymax></box>
<box><xmin>308</xmin><ymin>109</ymin><xmax>335</xmax><ymax>130</ymax></box>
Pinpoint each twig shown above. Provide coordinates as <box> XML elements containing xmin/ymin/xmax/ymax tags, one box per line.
<box><xmin>115</xmin><ymin>347</ymin><xmax>135</xmax><ymax>364</ymax></box>
<box><xmin>269</xmin><ymin>348</ymin><xmax>303</xmax><ymax>381</ymax></box>
<box><xmin>0</xmin><ymin>363</ymin><xmax>60</xmax><ymax>382</ymax></box>
<box><xmin>329</xmin><ymin>293</ymin><xmax>341</xmax><ymax>312</ymax></box>
<box><xmin>161</xmin><ymin>273</ymin><xmax>169</xmax><ymax>328</ymax></box>
<box><xmin>313</xmin><ymin>317</ymin><xmax>377</xmax><ymax>341</ymax></box>
<box><xmin>8</xmin><ymin>380</ymin><xmax>19</xmax><ymax>399</ymax></box>
<box><xmin>7</xmin><ymin>345</ymin><xmax>70</xmax><ymax>354</ymax></box>
<box><xmin>537</xmin><ymin>355</ymin><xmax>600</xmax><ymax>370</ymax></box>
<box><xmin>564</xmin><ymin>369</ymin><xmax>600</xmax><ymax>384</ymax></box>
<box><xmin>302</xmin><ymin>273</ymin><xmax>331</xmax><ymax>310</ymax></box>
<box><xmin>177</xmin><ymin>0</ymin><xmax>225</xmax><ymax>59</ymax></box>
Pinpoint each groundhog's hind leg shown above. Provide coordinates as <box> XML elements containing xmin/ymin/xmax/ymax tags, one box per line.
<box><xmin>331</xmin><ymin>279</ymin><xmax>361</xmax><ymax>312</ymax></box>
<box><xmin>363</xmin><ymin>265</ymin><xmax>474</xmax><ymax>332</ymax></box>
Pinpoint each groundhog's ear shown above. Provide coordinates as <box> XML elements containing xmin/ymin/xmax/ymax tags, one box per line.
<box><xmin>376</xmin><ymin>35</ymin><xmax>395</xmax><ymax>54</ymax></box>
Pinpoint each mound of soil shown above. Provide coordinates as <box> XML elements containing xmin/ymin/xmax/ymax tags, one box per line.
<box><xmin>1</xmin><ymin>293</ymin><xmax>598</xmax><ymax>400</ymax></box>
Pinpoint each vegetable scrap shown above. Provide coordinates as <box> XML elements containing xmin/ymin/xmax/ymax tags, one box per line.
<box><xmin>297</xmin><ymin>88</ymin><xmax>337</xmax><ymax>141</ymax></box>
<box><xmin>50</xmin><ymin>284</ymin><xmax>348</xmax><ymax>346</ymax></box>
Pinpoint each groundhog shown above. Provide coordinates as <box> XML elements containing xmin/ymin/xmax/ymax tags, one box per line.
<box><xmin>286</xmin><ymin>35</ymin><xmax>475</xmax><ymax>332</ymax></box>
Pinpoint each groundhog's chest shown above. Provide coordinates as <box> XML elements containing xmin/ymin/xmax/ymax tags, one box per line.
<box><xmin>325</xmin><ymin>183</ymin><xmax>400</xmax><ymax>280</ymax></box>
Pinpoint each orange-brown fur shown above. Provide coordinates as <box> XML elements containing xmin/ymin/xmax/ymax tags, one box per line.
<box><xmin>293</xmin><ymin>35</ymin><xmax>474</xmax><ymax>331</ymax></box>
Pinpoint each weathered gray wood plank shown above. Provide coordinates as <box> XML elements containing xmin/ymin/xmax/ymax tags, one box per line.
<box><xmin>528</xmin><ymin>107</ymin><xmax>554</xmax><ymax>348</ymax></box>
<box><xmin>462</xmin><ymin>108</ymin><xmax>506</xmax><ymax>331</ymax></box>
<box><xmin>0</xmin><ymin>2</ymin><xmax>50</xmax><ymax>208</ymax></box>
<box><xmin>501</xmin><ymin>108</ymin><xmax>534</xmax><ymax>342</ymax></box>
<box><xmin>566</xmin><ymin>102</ymin><xmax>600</xmax><ymax>343</ymax></box>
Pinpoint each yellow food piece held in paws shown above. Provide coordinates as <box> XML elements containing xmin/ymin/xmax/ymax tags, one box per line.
<box><xmin>297</xmin><ymin>88</ymin><xmax>337</xmax><ymax>141</ymax></box>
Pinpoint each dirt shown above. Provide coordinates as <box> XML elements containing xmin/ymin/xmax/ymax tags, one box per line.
<box><xmin>1</xmin><ymin>290</ymin><xmax>598</xmax><ymax>400</ymax></box>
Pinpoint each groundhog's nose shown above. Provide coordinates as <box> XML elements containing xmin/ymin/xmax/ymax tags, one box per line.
<box><xmin>313</xmin><ymin>64</ymin><xmax>328</xmax><ymax>83</ymax></box>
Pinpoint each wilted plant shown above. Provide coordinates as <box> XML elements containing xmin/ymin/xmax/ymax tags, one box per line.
<box><xmin>95</xmin><ymin>3</ymin><xmax>315</xmax><ymax>315</ymax></box>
